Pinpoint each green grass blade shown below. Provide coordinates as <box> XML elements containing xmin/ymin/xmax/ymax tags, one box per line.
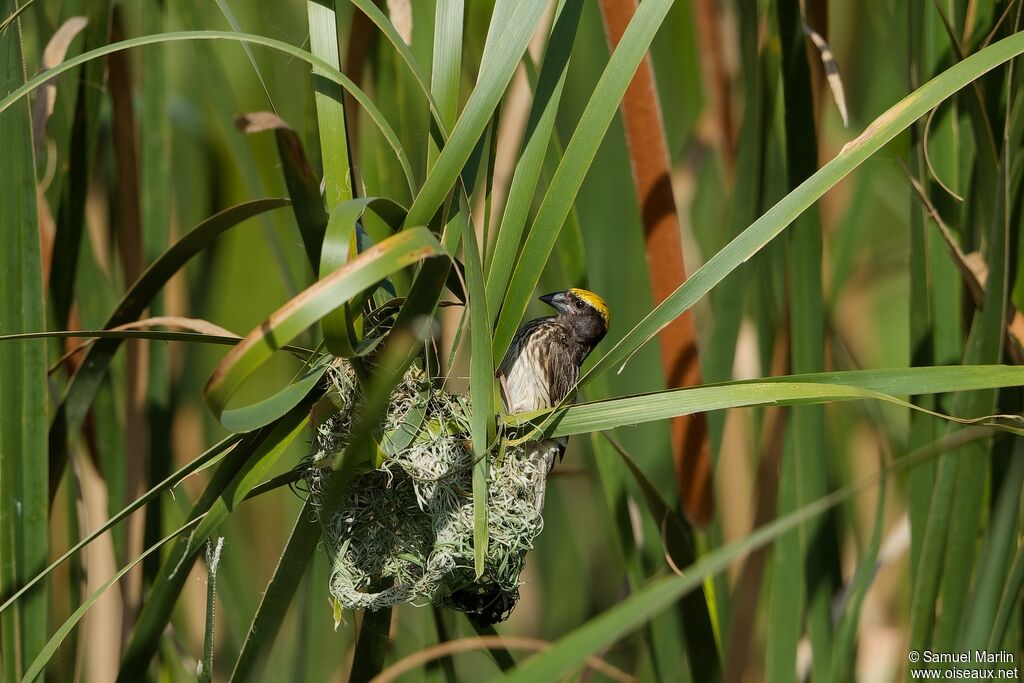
<box><xmin>117</xmin><ymin>408</ymin><xmax>309</xmax><ymax>680</ymax></box>
<box><xmin>211</xmin><ymin>0</ymin><xmax>275</xmax><ymax>108</ymax></box>
<box><xmin>47</xmin><ymin>199</ymin><xmax>289</xmax><ymax>495</ymax></box>
<box><xmin>905</xmin><ymin>0</ymin><xmax>939</xmax><ymax>593</ymax></box>
<box><xmin>485</xmin><ymin>0</ymin><xmax>582</xmax><ymax>319</ymax></box>
<box><xmin>426</xmin><ymin>0</ymin><xmax>463</xmax><ymax>171</ymax></box>
<box><xmin>491</xmin><ymin>0</ymin><xmax>674</xmax><ymax>361</ymax></box>
<box><xmin>404</xmin><ymin>0</ymin><xmax>548</xmax><ymax>227</ymax></box>
<box><xmin>0</xmin><ymin>29</ymin><xmax>416</xmax><ymax>192</ymax></box>
<box><xmin>503</xmin><ymin>366</ymin><xmax>1024</xmax><ymax>438</ymax></box>
<box><xmin>307</xmin><ymin>1</ymin><xmax>359</xmax><ymax>358</ymax></box>
<box><xmin>204</xmin><ymin>227</ymin><xmax>444</xmax><ymax>431</ymax></box>
<box><xmin>24</xmin><ymin>518</ymin><xmax>204</xmax><ymax>683</ymax></box>
<box><xmin>319</xmin><ymin>197</ymin><xmax>407</xmax><ymax>356</ymax></box>
<box><xmin>463</xmin><ymin>196</ymin><xmax>493</xmax><ymax>577</ymax></box>
<box><xmin>351</xmin><ymin>0</ymin><xmax>445</xmax><ymax>136</ymax></box>
<box><xmin>580</xmin><ymin>30</ymin><xmax>1024</xmax><ymax>387</ymax></box>
<box><xmin>308</xmin><ymin>0</ymin><xmax>355</xmax><ymax>210</ymax></box>
<box><xmin>960</xmin><ymin>441</ymin><xmax>1024</xmax><ymax>650</ymax></box>
<box><xmin>350</xmin><ymin>606</ymin><xmax>394</xmax><ymax>683</ymax></box>
<box><xmin>0</xmin><ymin>436</ymin><xmax>238</xmax><ymax>617</ymax></box>
<box><xmin>229</xmin><ymin>500</ymin><xmax>321</xmax><ymax>682</ymax></box>
<box><xmin>0</xmin><ymin>329</ymin><xmax>312</xmax><ymax>357</ymax></box>
<box><xmin>771</xmin><ymin>1</ymin><xmax>834</xmax><ymax>678</ymax></box>
<box><xmin>0</xmin><ymin>5</ymin><xmax>47</xmax><ymax>677</ymax></box>
<box><xmin>501</xmin><ymin>428</ymin><xmax>994</xmax><ymax>682</ymax></box>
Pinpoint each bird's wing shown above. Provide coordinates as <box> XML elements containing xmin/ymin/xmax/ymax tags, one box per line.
<box><xmin>540</xmin><ymin>341</ymin><xmax>578</xmax><ymax>406</ymax></box>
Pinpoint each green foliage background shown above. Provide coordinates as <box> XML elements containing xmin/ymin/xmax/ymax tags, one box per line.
<box><xmin>1</xmin><ymin>0</ymin><xmax>1023</xmax><ymax>681</ymax></box>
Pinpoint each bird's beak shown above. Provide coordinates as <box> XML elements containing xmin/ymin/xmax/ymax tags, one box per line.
<box><xmin>539</xmin><ymin>290</ymin><xmax>570</xmax><ymax>313</ymax></box>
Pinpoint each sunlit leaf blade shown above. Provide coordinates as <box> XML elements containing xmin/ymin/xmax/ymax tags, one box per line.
<box><xmin>503</xmin><ymin>366</ymin><xmax>1024</xmax><ymax>438</ymax></box>
<box><xmin>308</xmin><ymin>0</ymin><xmax>354</xmax><ymax>211</ymax></box>
<box><xmin>204</xmin><ymin>227</ymin><xmax>444</xmax><ymax>431</ymax></box>
<box><xmin>426</xmin><ymin>0</ymin><xmax>462</xmax><ymax>171</ymax></box>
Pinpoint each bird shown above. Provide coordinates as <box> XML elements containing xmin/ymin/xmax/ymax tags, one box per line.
<box><xmin>450</xmin><ymin>288</ymin><xmax>609</xmax><ymax>627</ymax></box>
<box><xmin>497</xmin><ymin>288</ymin><xmax>610</xmax><ymax>486</ymax></box>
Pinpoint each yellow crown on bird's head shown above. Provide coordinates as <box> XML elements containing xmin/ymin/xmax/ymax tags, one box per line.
<box><xmin>568</xmin><ymin>288</ymin><xmax>610</xmax><ymax>327</ymax></box>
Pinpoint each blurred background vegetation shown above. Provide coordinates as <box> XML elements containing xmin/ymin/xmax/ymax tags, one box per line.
<box><xmin>1</xmin><ymin>0</ymin><xmax>1023</xmax><ymax>681</ymax></box>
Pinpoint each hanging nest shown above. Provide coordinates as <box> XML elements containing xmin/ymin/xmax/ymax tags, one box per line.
<box><xmin>303</xmin><ymin>362</ymin><xmax>549</xmax><ymax>625</ymax></box>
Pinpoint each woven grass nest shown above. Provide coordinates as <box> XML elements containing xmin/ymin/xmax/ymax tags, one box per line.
<box><xmin>304</xmin><ymin>362</ymin><xmax>549</xmax><ymax>625</ymax></box>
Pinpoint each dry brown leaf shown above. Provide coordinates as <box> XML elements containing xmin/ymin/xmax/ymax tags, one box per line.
<box><xmin>31</xmin><ymin>16</ymin><xmax>88</xmax><ymax>155</ymax></box>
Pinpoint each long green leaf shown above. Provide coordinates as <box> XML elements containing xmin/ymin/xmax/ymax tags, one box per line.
<box><xmin>204</xmin><ymin>227</ymin><xmax>444</xmax><ymax>431</ymax></box>
<box><xmin>771</xmin><ymin>2</ymin><xmax>834</xmax><ymax>679</ymax></box>
<box><xmin>491</xmin><ymin>0</ymin><xmax>674</xmax><ymax>361</ymax></box>
<box><xmin>229</xmin><ymin>500</ymin><xmax>321</xmax><ymax>682</ymax></box>
<box><xmin>502</xmin><ymin>366</ymin><xmax>1024</xmax><ymax>438</ymax></box>
<box><xmin>0</xmin><ymin>4</ymin><xmax>46</xmax><ymax>677</ymax></box>
<box><xmin>500</xmin><ymin>429</ymin><xmax>996</xmax><ymax>682</ymax></box>
<box><xmin>320</xmin><ymin>198</ymin><xmax>408</xmax><ymax>357</ymax></box>
<box><xmin>0</xmin><ymin>436</ymin><xmax>238</xmax><ymax>617</ymax></box>
<box><xmin>404</xmin><ymin>0</ymin><xmax>548</xmax><ymax>227</ymax></box>
<box><xmin>47</xmin><ymin>198</ymin><xmax>288</xmax><ymax>497</ymax></box>
<box><xmin>463</xmin><ymin>197</ymin><xmax>493</xmax><ymax>577</ymax></box>
<box><xmin>0</xmin><ymin>30</ymin><xmax>416</xmax><ymax>192</ymax></box>
<box><xmin>308</xmin><ymin>0</ymin><xmax>354</xmax><ymax>211</ymax></box>
<box><xmin>426</xmin><ymin>0</ymin><xmax>462</xmax><ymax>171</ymax></box>
<box><xmin>580</xmin><ymin>30</ymin><xmax>1024</xmax><ymax>386</ymax></box>
<box><xmin>117</xmin><ymin>408</ymin><xmax>308</xmax><ymax>680</ymax></box>
<box><xmin>23</xmin><ymin>518</ymin><xmax>204</xmax><ymax>683</ymax></box>
<box><xmin>484</xmin><ymin>0</ymin><xmax>582</xmax><ymax>319</ymax></box>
